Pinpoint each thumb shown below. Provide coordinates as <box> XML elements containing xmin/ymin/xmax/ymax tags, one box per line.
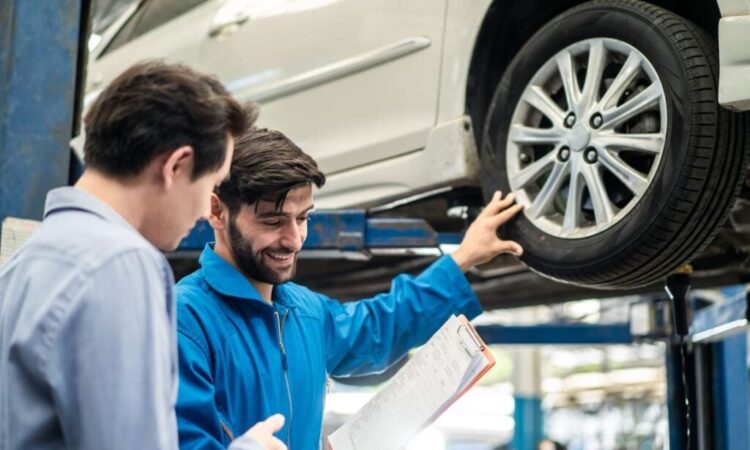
<box><xmin>260</xmin><ymin>414</ymin><xmax>285</xmax><ymax>433</ymax></box>
<box><xmin>495</xmin><ymin>240</ymin><xmax>523</xmax><ymax>256</ymax></box>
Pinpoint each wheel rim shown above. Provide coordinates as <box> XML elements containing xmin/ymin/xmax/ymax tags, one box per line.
<box><xmin>506</xmin><ymin>38</ymin><xmax>667</xmax><ymax>239</ymax></box>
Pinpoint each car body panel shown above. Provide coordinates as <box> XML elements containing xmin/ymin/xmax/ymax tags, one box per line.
<box><xmin>198</xmin><ymin>0</ymin><xmax>447</xmax><ymax>178</ymax></box>
<box><xmin>76</xmin><ymin>0</ymin><xmax>750</xmax><ymax>211</ymax></box>
<box><xmin>78</xmin><ymin>0</ymin><xmax>489</xmax><ymax>209</ymax></box>
<box><xmin>717</xmin><ymin>0</ymin><xmax>750</xmax><ymax>110</ymax></box>
<box><xmin>437</xmin><ymin>0</ymin><xmax>493</xmax><ymax>123</ymax></box>
<box><xmin>317</xmin><ymin>116</ymin><xmax>480</xmax><ymax>208</ymax></box>
<box><xmin>717</xmin><ymin>0</ymin><xmax>750</xmax><ymax>16</ymax></box>
<box><xmin>89</xmin><ymin>1</ymin><xmax>216</xmax><ymax>93</ymax></box>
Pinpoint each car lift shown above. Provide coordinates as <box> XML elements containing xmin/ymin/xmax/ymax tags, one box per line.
<box><xmin>1</xmin><ymin>2</ymin><xmax>749</xmax><ymax>450</ymax></box>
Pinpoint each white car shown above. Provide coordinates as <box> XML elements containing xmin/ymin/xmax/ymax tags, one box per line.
<box><xmin>80</xmin><ymin>0</ymin><xmax>750</xmax><ymax>292</ymax></box>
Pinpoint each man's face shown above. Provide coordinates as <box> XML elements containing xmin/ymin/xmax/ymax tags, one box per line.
<box><xmin>160</xmin><ymin>136</ymin><xmax>234</xmax><ymax>251</ymax></box>
<box><xmin>227</xmin><ymin>184</ymin><xmax>314</xmax><ymax>285</ymax></box>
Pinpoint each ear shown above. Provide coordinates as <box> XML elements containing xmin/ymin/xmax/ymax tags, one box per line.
<box><xmin>208</xmin><ymin>193</ymin><xmax>229</xmax><ymax>230</ymax></box>
<box><xmin>161</xmin><ymin>146</ymin><xmax>194</xmax><ymax>189</ymax></box>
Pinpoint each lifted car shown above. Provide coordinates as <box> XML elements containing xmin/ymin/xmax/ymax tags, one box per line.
<box><xmin>80</xmin><ymin>0</ymin><xmax>750</xmax><ymax>300</ymax></box>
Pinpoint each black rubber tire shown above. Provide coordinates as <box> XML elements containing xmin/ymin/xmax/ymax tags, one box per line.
<box><xmin>480</xmin><ymin>0</ymin><xmax>750</xmax><ymax>289</ymax></box>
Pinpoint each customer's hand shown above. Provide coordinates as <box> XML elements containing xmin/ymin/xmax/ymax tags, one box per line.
<box><xmin>451</xmin><ymin>191</ymin><xmax>524</xmax><ymax>271</ymax></box>
<box><xmin>230</xmin><ymin>414</ymin><xmax>287</xmax><ymax>450</ymax></box>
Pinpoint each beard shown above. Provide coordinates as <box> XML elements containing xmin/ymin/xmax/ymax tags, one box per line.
<box><xmin>227</xmin><ymin>218</ymin><xmax>298</xmax><ymax>285</ymax></box>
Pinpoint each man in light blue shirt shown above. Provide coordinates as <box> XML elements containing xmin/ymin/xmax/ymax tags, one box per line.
<box><xmin>0</xmin><ymin>62</ymin><xmax>285</xmax><ymax>450</ymax></box>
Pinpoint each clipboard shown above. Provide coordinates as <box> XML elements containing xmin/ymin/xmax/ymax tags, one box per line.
<box><xmin>327</xmin><ymin>314</ymin><xmax>496</xmax><ymax>450</ymax></box>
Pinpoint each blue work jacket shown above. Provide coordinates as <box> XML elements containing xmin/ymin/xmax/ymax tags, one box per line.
<box><xmin>175</xmin><ymin>244</ymin><xmax>482</xmax><ymax>450</ymax></box>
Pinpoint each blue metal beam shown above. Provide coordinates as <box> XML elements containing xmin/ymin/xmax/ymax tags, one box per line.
<box><xmin>0</xmin><ymin>1</ymin><xmax>83</xmax><ymax>224</ymax></box>
<box><xmin>364</xmin><ymin>217</ymin><xmax>439</xmax><ymax>248</ymax></box>
<box><xmin>178</xmin><ymin>211</ymin><xmax>462</xmax><ymax>251</ymax></box>
<box><xmin>306</xmin><ymin>210</ymin><xmax>366</xmax><ymax>250</ymax></box>
<box><xmin>690</xmin><ymin>293</ymin><xmax>748</xmax><ymax>343</ymax></box>
<box><xmin>476</xmin><ymin>323</ymin><xmax>633</xmax><ymax>345</ymax></box>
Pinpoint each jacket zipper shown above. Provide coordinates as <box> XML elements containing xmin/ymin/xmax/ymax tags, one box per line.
<box><xmin>220</xmin><ymin>419</ymin><xmax>235</xmax><ymax>442</ymax></box>
<box><xmin>274</xmin><ymin>307</ymin><xmax>293</xmax><ymax>449</ymax></box>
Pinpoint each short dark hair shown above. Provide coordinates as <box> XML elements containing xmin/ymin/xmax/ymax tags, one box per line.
<box><xmin>83</xmin><ymin>60</ymin><xmax>250</xmax><ymax>179</ymax></box>
<box><xmin>216</xmin><ymin>127</ymin><xmax>326</xmax><ymax>213</ymax></box>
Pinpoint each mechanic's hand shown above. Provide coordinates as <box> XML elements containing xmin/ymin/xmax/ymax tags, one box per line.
<box><xmin>230</xmin><ymin>414</ymin><xmax>287</xmax><ymax>450</ymax></box>
<box><xmin>451</xmin><ymin>191</ymin><xmax>524</xmax><ymax>271</ymax></box>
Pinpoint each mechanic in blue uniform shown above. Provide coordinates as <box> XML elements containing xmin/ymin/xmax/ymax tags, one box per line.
<box><xmin>175</xmin><ymin>127</ymin><xmax>524</xmax><ymax>450</ymax></box>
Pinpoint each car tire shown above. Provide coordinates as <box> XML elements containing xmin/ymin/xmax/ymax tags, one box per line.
<box><xmin>480</xmin><ymin>0</ymin><xmax>750</xmax><ymax>289</ymax></box>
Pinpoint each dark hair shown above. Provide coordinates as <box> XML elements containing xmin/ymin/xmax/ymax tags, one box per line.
<box><xmin>83</xmin><ymin>60</ymin><xmax>250</xmax><ymax>179</ymax></box>
<box><xmin>216</xmin><ymin>127</ymin><xmax>326</xmax><ymax>213</ymax></box>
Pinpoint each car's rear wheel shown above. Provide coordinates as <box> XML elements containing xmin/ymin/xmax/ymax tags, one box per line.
<box><xmin>481</xmin><ymin>0</ymin><xmax>750</xmax><ymax>289</ymax></box>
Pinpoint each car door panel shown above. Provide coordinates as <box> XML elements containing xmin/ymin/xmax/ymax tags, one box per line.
<box><xmin>198</xmin><ymin>0</ymin><xmax>448</xmax><ymax>175</ymax></box>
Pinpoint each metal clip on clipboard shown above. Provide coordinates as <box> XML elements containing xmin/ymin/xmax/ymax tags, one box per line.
<box><xmin>457</xmin><ymin>323</ymin><xmax>484</xmax><ymax>358</ymax></box>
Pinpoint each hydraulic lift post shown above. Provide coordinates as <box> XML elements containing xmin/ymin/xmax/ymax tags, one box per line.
<box><xmin>0</xmin><ymin>0</ymin><xmax>88</xmax><ymax>230</ymax></box>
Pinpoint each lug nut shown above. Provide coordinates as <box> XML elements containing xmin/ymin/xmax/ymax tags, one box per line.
<box><xmin>558</xmin><ymin>146</ymin><xmax>571</xmax><ymax>162</ymax></box>
<box><xmin>520</xmin><ymin>153</ymin><xmax>531</xmax><ymax>164</ymax></box>
<box><xmin>565</xmin><ymin>113</ymin><xmax>576</xmax><ymax>128</ymax></box>
<box><xmin>585</xmin><ymin>147</ymin><xmax>598</xmax><ymax>163</ymax></box>
<box><xmin>590</xmin><ymin>113</ymin><xmax>603</xmax><ymax>129</ymax></box>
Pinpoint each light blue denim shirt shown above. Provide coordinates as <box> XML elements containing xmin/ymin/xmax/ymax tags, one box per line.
<box><xmin>0</xmin><ymin>187</ymin><xmax>179</xmax><ymax>450</ymax></box>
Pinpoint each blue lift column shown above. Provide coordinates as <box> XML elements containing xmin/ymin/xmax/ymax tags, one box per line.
<box><xmin>511</xmin><ymin>346</ymin><xmax>543</xmax><ymax>450</ymax></box>
<box><xmin>0</xmin><ymin>0</ymin><xmax>87</xmax><ymax>226</ymax></box>
<box><xmin>689</xmin><ymin>291</ymin><xmax>750</xmax><ymax>450</ymax></box>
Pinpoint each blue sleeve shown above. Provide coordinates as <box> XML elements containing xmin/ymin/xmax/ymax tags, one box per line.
<box><xmin>322</xmin><ymin>255</ymin><xmax>483</xmax><ymax>377</ymax></box>
<box><xmin>175</xmin><ymin>301</ymin><xmax>229</xmax><ymax>450</ymax></box>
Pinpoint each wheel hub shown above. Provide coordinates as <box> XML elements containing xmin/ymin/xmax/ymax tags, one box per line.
<box><xmin>568</xmin><ymin>123</ymin><xmax>591</xmax><ymax>152</ymax></box>
<box><xmin>505</xmin><ymin>38</ymin><xmax>667</xmax><ymax>239</ymax></box>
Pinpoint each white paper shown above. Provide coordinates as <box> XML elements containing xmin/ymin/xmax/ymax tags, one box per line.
<box><xmin>0</xmin><ymin>217</ymin><xmax>40</xmax><ymax>266</ymax></box>
<box><xmin>328</xmin><ymin>315</ymin><xmax>488</xmax><ymax>450</ymax></box>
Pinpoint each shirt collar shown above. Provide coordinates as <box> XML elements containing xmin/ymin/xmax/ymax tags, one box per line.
<box><xmin>199</xmin><ymin>243</ymin><xmax>286</xmax><ymax>306</ymax></box>
<box><xmin>44</xmin><ymin>186</ymin><xmax>139</xmax><ymax>234</ymax></box>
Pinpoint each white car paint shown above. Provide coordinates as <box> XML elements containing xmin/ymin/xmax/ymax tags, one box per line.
<box><xmin>76</xmin><ymin>0</ymin><xmax>750</xmax><ymax>210</ymax></box>
<box><xmin>717</xmin><ymin>0</ymin><xmax>750</xmax><ymax>110</ymax></box>
<box><xmin>78</xmin><ymin>0</ymin><xmax>490</xmax><ymax>209</ymax></box>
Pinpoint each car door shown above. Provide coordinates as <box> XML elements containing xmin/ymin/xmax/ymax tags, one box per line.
<box><xmin>197</xmin><ymin>0</ymin><xmax>448</xmax><ymax>177</ymax></box>
<box><xmin>87</xmin><ymin>0</ymin><xmax>218</xmax><ymax>97</ymax></box>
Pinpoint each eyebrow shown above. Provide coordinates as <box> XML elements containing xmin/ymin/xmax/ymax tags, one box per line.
<box><xmin>256</xmin><ymin>204</ymin><xmax>315</xmax><ymax>219</ymax></box>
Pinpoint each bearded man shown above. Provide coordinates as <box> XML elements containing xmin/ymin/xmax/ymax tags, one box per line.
<box><xmin>175</xmin><ymin>127</ymin><xmax>524</xmax><ymax>450</ymax></box>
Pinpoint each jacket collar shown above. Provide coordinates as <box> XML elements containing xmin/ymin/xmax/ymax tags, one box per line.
<box><xmin>199</xmin><ymin>244</ymin><xmax>291</xmax><ymax>307</ymax></box>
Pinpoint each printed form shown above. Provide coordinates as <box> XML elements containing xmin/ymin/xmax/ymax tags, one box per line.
<box><xmin>328</xmin><ymin>314</ymin><xmax>494</xmax><ymax>450</ymax></box>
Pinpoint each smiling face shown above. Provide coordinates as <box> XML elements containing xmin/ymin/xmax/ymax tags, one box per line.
<box><xmin>209</xmin><ymin>127</ymin><xmax>326</xmax><ymax>297</ymax></box>
<box><xmin>226</xmin><ymin>184</ymin><xmax>314</xmax><ymax>285</ymax></box>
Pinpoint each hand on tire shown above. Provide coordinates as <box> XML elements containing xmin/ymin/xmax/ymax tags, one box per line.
<box><xmin>451</xmin><ymin>191</ymin><xmax>523</xmax><ymax>271</ymax></box>
<box><xmin>230</xmin><ymin>414</ymin><xmax>287</xmax><ymax>450</ymax></box>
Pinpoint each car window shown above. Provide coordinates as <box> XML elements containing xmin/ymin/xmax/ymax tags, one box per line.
<box><xmin>101</xmin><ymin>0</ymin><xmax>207</xmax><ymax>57</ymax></box>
